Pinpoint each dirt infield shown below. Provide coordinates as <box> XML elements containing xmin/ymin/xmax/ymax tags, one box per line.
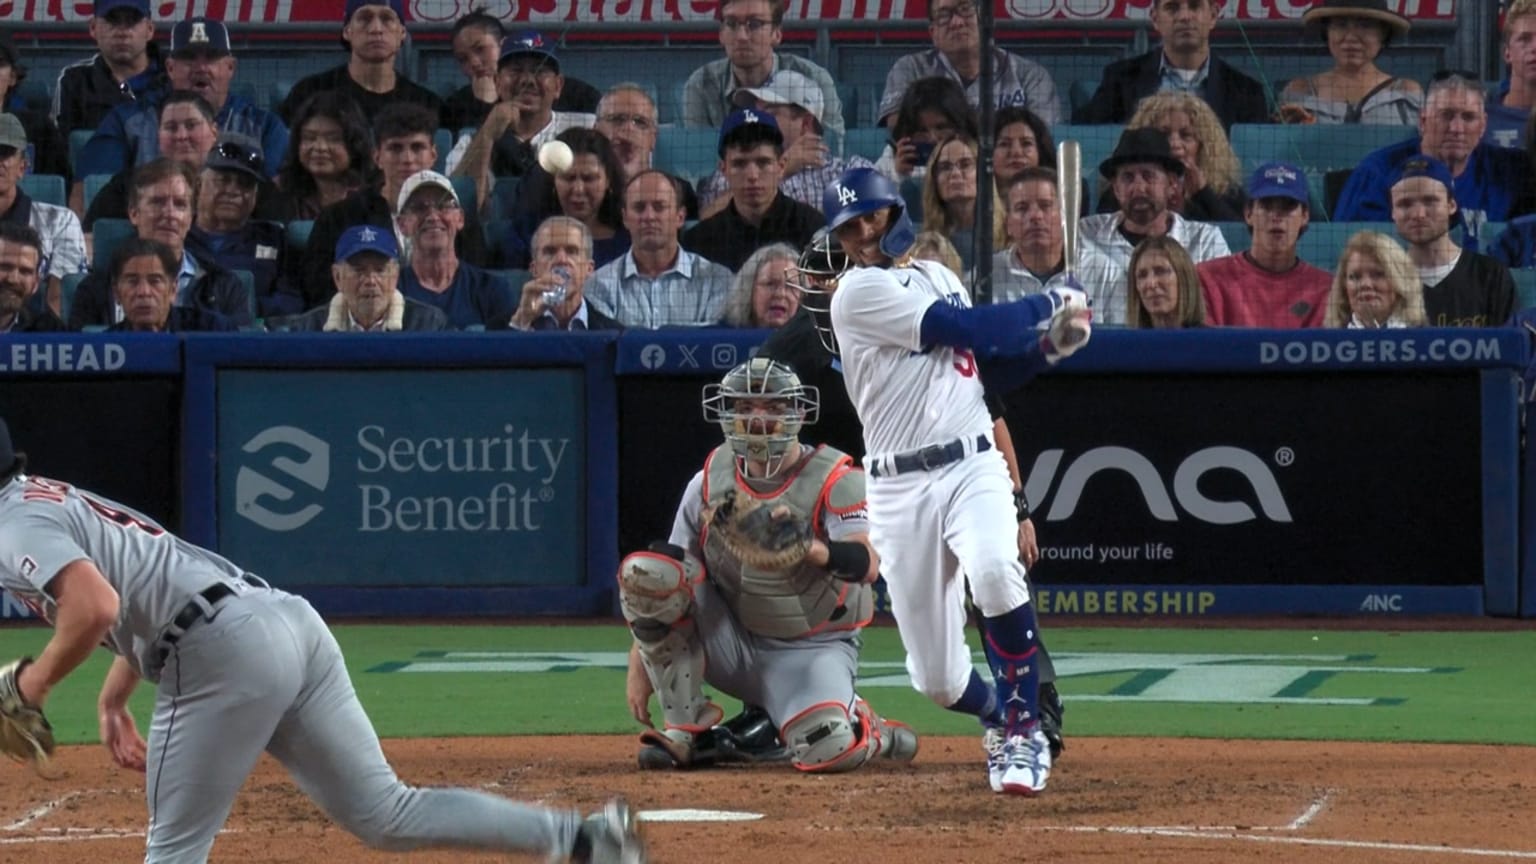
<box><xmin>4</xmin><ymin>736</ymin><xmax>1534</xmax><ymax>863</ymax></box>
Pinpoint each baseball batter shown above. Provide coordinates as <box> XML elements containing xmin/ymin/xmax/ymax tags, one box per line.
<box><xmin>818</xmin><ymin>167</ymin><xmax>1091</xmax><ymax>795</ymax></box>
<box><xmin>0</xmin><ymin>418</ymin><xmax>645</xmax><ymax>864</ymax></box>
<box><xmin>619</xmin><ymin>358</ymin><xmax>917</xmax><ymax>773</ymax></box>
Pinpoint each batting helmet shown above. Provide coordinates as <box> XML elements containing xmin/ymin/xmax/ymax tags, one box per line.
<box><xmin>790</xmin><ymin>229</ymin><xmax>852</xmax><ymax>355</ymax></box>
<box><xmin>822</xmin><ymin>167</ymin><xmax>915</xmax><ymax>260</ymax></box>
<box><xmin>702</xmin><ymin>359</ymin><xmax>820</xmax><ymax>479</ymax></box>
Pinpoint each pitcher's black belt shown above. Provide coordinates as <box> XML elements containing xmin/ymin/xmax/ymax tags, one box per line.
<box><xmin>869</xmin><ymin>434</ymin><xmax>991</xmax><ymax>478</ymax></box>
<box><xmin>162</xmin><ymin>574</ymin><xmax>267</xmax><ymax>648</ymax></box>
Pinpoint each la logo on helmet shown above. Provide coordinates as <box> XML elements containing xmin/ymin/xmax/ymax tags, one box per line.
<box><xmin>836</xmin><ymin>185</ymin><xmax>858</xmax><ymax>206</ymax></box>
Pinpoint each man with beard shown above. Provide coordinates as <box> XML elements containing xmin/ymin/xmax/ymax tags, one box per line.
<box><xmin>76</xmin><ymin>17</ymin><xmax>288</xmax><ymax>210</ymax></box>
<box><xmin>54</xmin><ymin>0</ymin><xmax>166</xmax><ymax>137</ymax></box>
<box><xmin>281</xmin><ymin>224</ymin><xmax>446</xmax><ymax>332</ymax></box>
<box><xmin>1075</xmin><ymin>128</ymin><xmax>1229</xmax><ymax>325</ymax></box>
<box><xmin>1198</xmin><ymin>161</ymin><xmax>1332</xmax><ymax>328</ymax></box>
<box><xmin>0</xmin><ymin>114</ymin><xmax>85</xmax><ymax>316</ymax></box>
<box><xmin>0</xmin><ymin>223</ymin><xmax>64</xmax><ymax>332</ymax></box>
<box><xmin>1335</xmin><ymin>71</ymin><xmax>1528</xmax><ymax>246</ymax></box>
<box><xmin>70</xmin><ymin>158</ymin><xmax>252</xmax><ymax>329</ymax></box>
<box><xmin>106</xmin><ymin>237</ymin><xmax>234</xmax><ymax>332</ymax></box>
<box><xmin>1389</xmin><ymin>155</ymin><xmax>1516</xmax><ymax>327</ymax></box>
<box><xmin>278</xmin><ymin>0</ymin><xmax>443</xmax><ymax>127</ymax></box>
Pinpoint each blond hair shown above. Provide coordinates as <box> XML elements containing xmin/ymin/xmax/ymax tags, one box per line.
<box><xmin>910</xmin><ymin>231</ymin><xmax>964</xmax><ymax>279</ymax></box>
<box><xmin>1127</xmin><ymin>91</ymin><xmax>1241</xmax><ymax>198</ymax></box>
<box><xmin>1324</xmin><ymin>231</ymin><xmax>1426</xmax><ymax>327</ymax></box>
<box><xmin>1126</xmin><ymin>236</ymin><xmax>1206</xmax><ymax>328</ymax></box>
<box><xmin>1508</xmin><ymin>0</ymin><xmax>1536</xmax><ymax>40</ymax></box>
<box><xmin>920</xmin><ymin>134</ymin><xmax>1007</xmax><ymax>248</ymax></box>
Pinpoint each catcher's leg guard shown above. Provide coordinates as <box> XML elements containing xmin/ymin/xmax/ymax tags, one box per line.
<box><xmin>782</xmin><ymin>700</ymin><xmax>919</xmax><ymax>773</ymax></box>
<box><xmin>618</xmin><ymin>549</ymin><xmax>722</xmax><ymax>769</ymax></box>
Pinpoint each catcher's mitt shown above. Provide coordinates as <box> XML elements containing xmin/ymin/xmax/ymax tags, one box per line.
<box><xmin>0</xmin><ymin>658</ymin><xmax>56</xmax><ymax>774</ymax></box>
<box><xmin>707</xmin><ymin>489</ymin><xmax>814</xmax><ymax>571</ymax></box>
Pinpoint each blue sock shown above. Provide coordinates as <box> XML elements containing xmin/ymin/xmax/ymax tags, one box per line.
<box><xmin>945</xmin><ymin>668</ymin><xmax>1002</xmax><ymax>727</ymax></box>
<box><xmin>982</xmin><ymin>603</ymin><xmax>1042</xmax><ymax>736</ymax></box>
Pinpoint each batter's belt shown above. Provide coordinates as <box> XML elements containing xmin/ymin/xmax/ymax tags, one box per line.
<box><xmin>867</xmin><ymin>434</ymin><xmax>992</xmax><ymax>478</ymax></box>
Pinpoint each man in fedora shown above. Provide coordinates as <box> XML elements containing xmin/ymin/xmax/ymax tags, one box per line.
<box><xmin>1489</xmin><ymin>0</ymin><xmax>1536</xmax><ymax>147</ymax></box>
<box><xmin>1073</xmin><ymin>0</ymin><xmax>1268</xmax><ymax>130</ymax></box>
<box><xmin>1075</xmin><ymin>127</ymin><xmax>1230</xmax><ymax>325</ymax></box>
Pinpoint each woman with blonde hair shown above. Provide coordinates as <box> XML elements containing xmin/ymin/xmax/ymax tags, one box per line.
<box><xmin>1324</xmin><ymin>231</ymin><xmax>1426</xmax><ymax>328</ymax></box>
<box><xmin>721</xmin><ymin>243</ymin><xmax>801</xmax><ymax>328</ymax></box>
<box><xmin>909</xmin><ymin>231</ymin><xmax>965</xmax><ymax>280</ymax></box>
<box><xmin>1108</xmin><ymin>91</ymin><xmax>1246</xmax><ymax>222</ymax></box>
<box><xmin>921</xmin><ymin>133</ymin><xmax>1006</xmax><ymax>272</ymax></box>
<box><xmin>1127</xmin><ymin>236</ymin><xmax>1206</xmax><ymax>328</ymax></box>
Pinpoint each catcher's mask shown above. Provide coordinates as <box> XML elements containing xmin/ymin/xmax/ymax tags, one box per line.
<box><xmin>790</xmin><ymin>229</ymin><xmax>852</xmax><ymax>355</ymax></box>
<box><xmin>702</xmin><ymin>358</ymin><xmax>819</xmax><ymax>478</ymax></box>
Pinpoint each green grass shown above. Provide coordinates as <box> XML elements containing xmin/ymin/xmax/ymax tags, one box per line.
<box><xmin>6</xmin><ymin>623</ymin><xmax>1532</xmax><ymax>747</ymax></box>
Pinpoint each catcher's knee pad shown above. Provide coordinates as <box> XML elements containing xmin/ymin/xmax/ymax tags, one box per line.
<box><xmin>617</xmin><ymin>547</ymin><xmax>698</xmax><ymax>629</ymax></box>
<box><xmin>967</xmin><ymin>556</ymin><xmax>1031</xmax><ymax>617</ymax></box>
<box><xmin>618</xmin><ymin>549</ymin><xmax>716</xmax><ymax>732</ymax></box>
<box><xmin>783</xmin><ymin>702</ymin><xmax>871</xmax><ymax>773</ymax></box>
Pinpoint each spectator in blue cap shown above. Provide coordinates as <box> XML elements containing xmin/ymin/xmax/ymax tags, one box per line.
<box><xmin>278</xmin><ymin>0</ymin><xmax>443</xmax><ymax>129</ymax></box>
<box><xmin>1198</xmin><ymin>161</ymin><xmax>1332</xmax><ymax>328</ymax></box>
<box><xmin>280</xmin><ymin>224</ymin><xmax>447</xmax><ymax>331</ymax></box>
<box><xmin>54</xmin><ymin>0</ymin><xmax>166</xmax><ymax>138</ymax></box>
<box><xmin>446</xmin><ymin>30</ymin><xmax>596</xmax><ymax>207</ymax></box>
<box><xmin>443</xmin><ymin>11</ymin><xmax>602</xmax><ymax>131</ymax></box>
<box><xmin>682</xmin><ymin>108</ymin><xmax>821</xmax><ymax>272</ymax></box>
<box><xmin>76</xmin><ymin>16</ymin><xmax>289</xmax><ymax>209</ymax></box>
<box><xmin>1389</xmin><ymin>155</ymin><xmax>1517</xmax><ymax>327</ymax></box>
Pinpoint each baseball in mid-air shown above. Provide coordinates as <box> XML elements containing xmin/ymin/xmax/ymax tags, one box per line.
<box><xmin>539</xmin><ymin>140</ymin><xmax>575</xmax><ymax>175</ymax></box>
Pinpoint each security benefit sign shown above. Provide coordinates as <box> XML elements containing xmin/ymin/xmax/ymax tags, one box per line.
<box><xmin>1006</xmin><ymin>372</ymin><xmax>1483</xmax><ymax>588</ymax></box>
<box><xmin>216</xmin><ymin>369</ymin><xmax>584</xmax><ymax>587</ymax></box>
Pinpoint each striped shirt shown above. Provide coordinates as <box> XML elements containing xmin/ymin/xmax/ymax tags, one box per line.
<box><xmin>584</xmin><ymin>248</ymin><xmax>734</xmax><ymax>329</ymax></box>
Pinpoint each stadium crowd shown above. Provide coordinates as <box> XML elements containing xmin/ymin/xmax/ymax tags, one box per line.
<box><xmin>0</xmin><ymin>0</ymin><xmax>1532</xmax><ymax>335</ymax></box>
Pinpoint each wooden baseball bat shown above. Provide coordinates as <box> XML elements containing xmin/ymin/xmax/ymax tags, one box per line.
<box><xmin>1057</xmin><ymin>140</ymin><xmax>1081</xmax><ymax>283</ymax></box>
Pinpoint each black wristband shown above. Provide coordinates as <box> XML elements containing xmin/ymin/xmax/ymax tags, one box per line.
<box><xmin>824</xmin><ymin>540</ymin><xmax>871</xmax><ymax>583</ymax></box>
<box><xmin>1013</xmin><ymin>488</ymin><xmax>1031</xmax><ymax>523</ymax></box>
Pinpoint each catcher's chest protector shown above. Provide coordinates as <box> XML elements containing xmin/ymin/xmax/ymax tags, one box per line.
<box><xmin>701</xmin><ymin>446</ymin><xmax>873</xmax><ymax>639</ymax></box>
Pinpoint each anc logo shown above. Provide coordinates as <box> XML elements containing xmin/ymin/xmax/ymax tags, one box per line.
<box><xmin>235</xmin><ymin>425</ymin><xmax>331</xmax><ymax>532</ymax></box>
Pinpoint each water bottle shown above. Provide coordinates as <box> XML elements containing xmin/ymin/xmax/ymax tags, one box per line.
<box><xmin>543</xmin><ymin>265</ymin><xmax>572</xmax><ymax>309</ymax></box>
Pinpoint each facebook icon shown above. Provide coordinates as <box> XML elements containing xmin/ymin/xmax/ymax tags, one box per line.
<box><xmin>640</xmin><ymin>344</ymin><xmax>667</xmax><ymax>370</ymax></box>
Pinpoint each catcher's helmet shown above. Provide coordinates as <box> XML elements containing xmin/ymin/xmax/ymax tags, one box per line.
<box><xmin>790</xmin><ymin>229</ymin><xmax>852</xmax><ymax>355</ymax></box>
<box><xmin>822</xmin><ymin>167</ymin><xmax>915</xmax><ymax>259</ymax></box>
<box><xmin>702</xmin><ymin>358</ymin><xmax>820</xmax><ymax>478</ymax></box>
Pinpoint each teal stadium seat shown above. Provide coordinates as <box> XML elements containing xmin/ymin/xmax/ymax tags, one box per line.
<box><xmin>1295</xmin><ymin>221</ymin><xmax>1392</xmax><ymax>270</ymax></box>
<box><xmin>843</xmin><ymin>127</ymin><xmax>887</xmax><ymax>163</ymax></box>
<box><xmin>450</xmin><ymin>174</ymin><xmax>477</xmax><ymax>220</ymax></box>
<box><xmin>1216</xmin><ymin>221</ymin><xmax>1248</xmax><ymax>252</ymax></box>
<box><xmin>268</xmin><ymin>81</ymin><xmax>290</xmax><ymax>113</ymax></box>
<box><xmin>61</xmin><ymin>272</ymin><xmax>86</xmax><ymax>324</ymax></box>
<box><xmin>19</xmin><ymin>175</ymin><xmax>64</xmax><ymax>207</ymax></box>
<box><xmin>1068</xmin><ymin>79</ymin><xmax>1097</xmax><ymax>117</ymax></box>
<box><xmin>490</xmin><ymin>176</ymin><xmax>521</xmax><ymax>222</ymax></box>
<box><xmin>1049</xmin><ymin>124</ymin><xmax>1125</xmax><ymax>182</ymax></box>
<box><xmin>1513</xmin><ymin>269</ymin><xmax>1536</xmax><ymax>311</ymax></box>
<box><xmin>495</xmin><ymin>269</ymin><xmax>533</xmax><ymax>293</ymax></box>
<box><xmin>1228</xmin><ymin>123</ymin><xmax>1409</xmax><ymax>174</ymax></box>
<box><xmin>835</xmin><ymin>83</ymin><xmax>859</xmax><ymax>131</ymax></box>
<box><xmin>92</xmin><ymin>218</ymin><xmax>135</xmax><ymax>272</ymax></box>
<box><xmin>231</xmin><ymin>269</ymin><xmax>256</xmax><ymax>322</ymax></box>
<box><xmin>68</xmin><ymin>129</ymin><xmax>94</xmax><ymax>179</ymax></box>
<box><xmin>484</xmin><ymin>218</ymin><xmax>512</xmax><ymax>266</ymax></box>
<box><xmin>653</xmin><ymin>128</ymin><xmax>719</xmax><ymax>183</ymax></box>
<box><xmin>83</xmin><ymin>174</ymin><xmax>112</xmax><ymax>214</ymax></box>
<box><xmin>434</xmin><ymin>128</ymin><xmax>454</xmax><ymax>173</ymax></box>
<box><xmin>286</xmin><ymin>220</ymin><xmax>315</xmax><ymax>259</ymax></box>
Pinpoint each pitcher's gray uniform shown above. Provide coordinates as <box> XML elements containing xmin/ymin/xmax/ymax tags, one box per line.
<box><xmin>0</xmin><ymin>470</ymin><xmax>642</xmax><ymax>864</ymax></box>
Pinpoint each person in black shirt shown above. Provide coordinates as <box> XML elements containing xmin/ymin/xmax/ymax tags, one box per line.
<box><xmin>443</xmin><ymin>11</ymin><xmax>600</xmax><ymax>132</ymax></box>
<box><xmin>0</xmin><ymin>35</ymin><xmax>68</xmax><ymax>181</ymax></box>
<box><xmin>682</xmin><ymin>108</ymin><xmax>820</xmax><ymax>272</ymax></box>
<box><xmin>277</xmin><ymin>0</ymin><xmax>444</xmax><ymax>128</ymax></box>
<box><xmin>53</xmin><ymin>0</ymin><xmax>166</xmax><ymax>138</ymax></box>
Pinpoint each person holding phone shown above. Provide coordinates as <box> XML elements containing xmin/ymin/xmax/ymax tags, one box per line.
<box><xmin>874</xmin><ymin>76</ymin><xmax>977</xmax><ymax>182</ymax></box>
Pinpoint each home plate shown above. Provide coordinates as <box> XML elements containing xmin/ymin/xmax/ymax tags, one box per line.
<box><xmin>638</xmin><ymin>809</ymin><xmax>764</xmax><ymax>823</ymax></box>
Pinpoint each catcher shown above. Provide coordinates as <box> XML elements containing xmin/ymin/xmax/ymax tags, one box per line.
<box><xmin>620</xmin><ymin>358</ymin><xmax>917</xmax><ymax>772</ymax></box>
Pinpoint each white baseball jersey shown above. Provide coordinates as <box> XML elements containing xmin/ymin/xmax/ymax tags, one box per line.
<box><xmin>0</xmin><ymin>474</ymin><xmax>249</xmax><ymax>680</ymax></box>
<box><xmin>829</xmin><ymin>259</ymin><xmax>993</xmax><ymax>460</ymax></box>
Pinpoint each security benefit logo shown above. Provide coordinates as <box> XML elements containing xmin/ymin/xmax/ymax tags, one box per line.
<box><xmin>234</xmin><ymin>423</ymin><xmax>570</xmax><ymax>534</ymax></box>
<box><xmin>235</xmin><ymin>425</ymin><xmax>331</xmax><ymax>531</ymax></box>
